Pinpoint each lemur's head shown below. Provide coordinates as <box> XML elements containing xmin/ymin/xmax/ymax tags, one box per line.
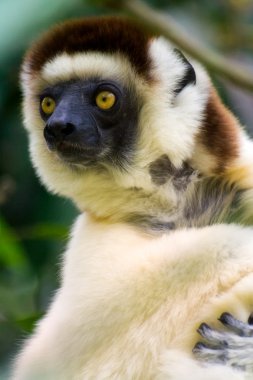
<box><xmin>21</xmin><ymin>17</ymin><xmax>241</xmax><ymax>224</ymax></box>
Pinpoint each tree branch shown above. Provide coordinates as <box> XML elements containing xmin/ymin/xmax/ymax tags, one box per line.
<box><xmin>97</xmin><ymin>0</ymin><xmax>253</xmax><ymax>92</ymax></box>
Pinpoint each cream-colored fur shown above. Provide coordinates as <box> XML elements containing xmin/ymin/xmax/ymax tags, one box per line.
<box><xmin>13</xmin><ymin>35</ymin><xmax>253</xmax><ymax>379</ymax></box>
<box><xmin>13</xmin><ymin>217</ymin><xmax>253</xmax><ymax>379</ymax></box>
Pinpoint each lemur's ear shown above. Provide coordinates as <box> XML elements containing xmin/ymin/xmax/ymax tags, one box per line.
<box><xmin>173</xmin><ymin>49</ymin><xmax>196</xmax><ymax>95</ymax></box>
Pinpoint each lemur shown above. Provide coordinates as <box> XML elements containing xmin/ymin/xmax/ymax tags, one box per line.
<box><xmin>13</xmin><ymin>16</ymin><xmax>253</xmax><ymax>380</ymax></box>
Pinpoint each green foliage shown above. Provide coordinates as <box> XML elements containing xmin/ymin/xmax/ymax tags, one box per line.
<box><xmin>0</xmin><ymin>215</ymin><xmax>28</xmax><ymax>269</ymax></box>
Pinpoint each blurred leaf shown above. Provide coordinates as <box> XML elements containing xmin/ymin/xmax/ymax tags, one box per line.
<box><xmin>17</xmin><ymin>223</ymin><xmax>68</xmax><ymax>241</ymax></box>
<box><xmin>0</xmin><ymin>0</ymin><xmax>101</xmax><ymax>65</ymax></box>
<box><xmin>0</xmin><ymin>279</ymin><xmax>37</xmax><ymax>320</ymax></box>
<box><xmin>0</xmin><ymin>0</ymin><xmax>80</xmax><ymax>62</ymax></box>
<box><xmin>15</xmin><ymin>312</ymin><xmax>43</xmax><ymax>333</ymax></box>
<box><xmin>0</xmin><ymin>214</ymin><xmax>28</xmax><ymax>269</ymax></box>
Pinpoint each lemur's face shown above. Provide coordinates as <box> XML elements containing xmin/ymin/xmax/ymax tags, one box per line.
<box><xmin>21</xmin><ymin>17</ymin><xmax>239</xmax><ymax>211</ymax></box>
<box><xmin>39</xmin><ymin>78</ymin><xmax>139</xmax><ymax>168</ymax></box>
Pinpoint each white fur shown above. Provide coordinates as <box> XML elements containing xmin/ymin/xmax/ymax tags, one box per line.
<box><xmin>141</xmin><ymin>38</ymin><xmax>210</xmax><ymax>167</ymax></box>
<box><xmin>41</xmin><ymin>52</ymin><xmax>146</xmax><ymax>90</ymax></box>
<box><xmin>20</xmin><ymin>40</ymin><xmax>212</xmax><ymax>217</ymax></box>
<box><xmin>12</xmin><ymin>218</ymin><xmax>253</xmax><ymax>379</ymax></box>
<box><xmin>14</xmin><ymin>34</ymin><xmax>253</xmax><ymax>379</ymax></box>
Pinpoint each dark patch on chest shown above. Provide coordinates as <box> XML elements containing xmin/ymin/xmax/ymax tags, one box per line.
<box><xmin>124</xmin><ymin>177</ymin><xmax>245</xmax><ymax>234</ymax></box>
<box><xmin>149</xmin><ymin>155</ymin><xmax>175</xmax><ymax>185</ymax></box>
<box><xmin>183</xmin><ymin>178</ymin><xmax>242</xmax><ymax>227</ymax></box>
<box><xmin>172</xmin><ymin>163</ymin><xmax>197</xmax><ymax>191</ymax></box>
<box><xmin>149</xmin><ymin>154</ymin><xmax>196</xmax><ymax>190</ymax></box>
<box><xmin>126</xmin><ymin>213</ymin><xmax>176</xmax><ymax>233</ymax></box>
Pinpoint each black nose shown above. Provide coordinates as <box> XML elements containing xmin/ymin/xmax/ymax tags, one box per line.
<box><xmin>44</xmin><ymin>122</ymin><xmax>75</xmax><ymax>144</ymax></box>
<box><xmin>44</xmin><ymin>122</ymin><xmax>75</xmax><ymax>139</ymax></box>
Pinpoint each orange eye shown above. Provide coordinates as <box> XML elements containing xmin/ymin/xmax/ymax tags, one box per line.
<box><xmin>95</xmin><ymin>91</ymin><xmax>116</xmax><ymax>110</ymax></box>
<box><xmin>41</xmin><ymin>97</ymin><xmax>56</xmax><ymax>115</ymax></box>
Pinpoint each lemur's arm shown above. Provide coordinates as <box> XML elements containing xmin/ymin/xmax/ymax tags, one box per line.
<box><xmin>193</xmin><ymin>130</ymin><xmax>253</xmax><ymax>374</ymax></box>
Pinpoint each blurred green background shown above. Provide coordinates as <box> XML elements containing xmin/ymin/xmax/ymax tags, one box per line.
<box><xmin>0</xmin><ymin>0</ymin><xmax>253</xmax><ymax>377</ymax></box>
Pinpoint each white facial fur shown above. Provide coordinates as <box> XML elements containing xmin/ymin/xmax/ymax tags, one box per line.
<box><xmin>21</xmin><ymin>37</ymin><xmax>211</xmax><ymax>222</ymax></box>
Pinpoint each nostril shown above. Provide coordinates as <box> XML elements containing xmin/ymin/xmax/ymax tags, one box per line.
<box><xmin>62</xmin><ymin>123</ymin><xmax>75</xmax><ymax>136</ymax></box>
<box><xmin>44</xmin><ymin>125</ymin><xmax>55</xmax><ymax>137</ymax></box>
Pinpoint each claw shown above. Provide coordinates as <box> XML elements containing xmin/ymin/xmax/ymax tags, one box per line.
<box><xmin>219</xmin><ymin>312</ymin><xmax>236</xmax><ymax>326</ymax></box>
<box><xmin>197</xmin><ymin>323</ymin><xmax>212</xmax><ymax>337</ymax></box>
<box><xmin>219</xmin><ymin>312</ymin><xmax>253</xmax><ymax>337</ymax></box>
<box><xmin>193</xmin><ymin>341</ymin><xmax>227</xmax><ymax>364</ymax></box>
<box><xmin>196</xmin><ymin>322</ymin><xmax>228</xmax><ymax>347</ymax></box>
<box><xmin>192</xmin><ymin>342</ymin><xmax>207</xmax><ymax>353</ymax></box>
<box><xmin>248</xmin><ymin>312</ymin><xmax>253</xmax><ymax>326</ymax></box>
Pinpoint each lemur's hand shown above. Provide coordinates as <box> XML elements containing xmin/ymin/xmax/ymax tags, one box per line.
<box><xmin>193</xmin><ymin>312</ymin><xmax>253</xmax><ymax>372</ymax></box>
